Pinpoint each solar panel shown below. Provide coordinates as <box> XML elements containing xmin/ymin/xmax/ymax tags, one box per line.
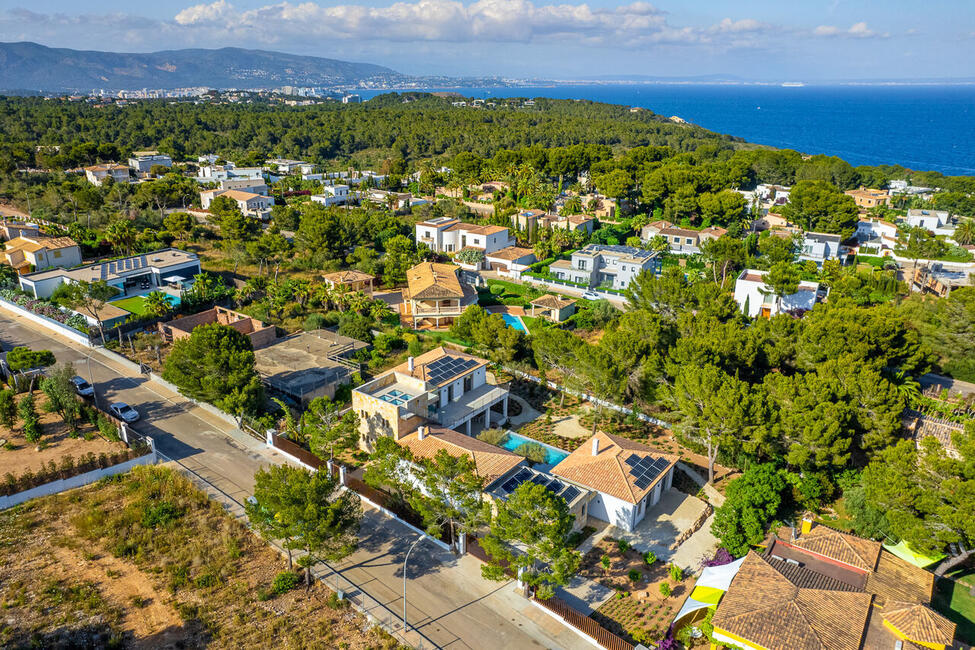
<box><xmin>560</xmin><ymin>487</ymin><xmax>580</xmax><ymax>502</ymax></box>
<box><xmin>652</xmin><ymin>458</ymin><xmax>670</xmax><ymax>471</ymax></box>
<box><xmin>530</xmin><ymin>475</ymin><xmax>549</xmax><ymax>487</ymax></box>
<box><xmin>547</xmin><ymin>480</ymin><xmax>564</xmax><ymax>494</ymax></box>
<box><xmin>624</xmin><ymin>453</ymin><xmax>640</xmax><ymax>467</ymax></box>
<box><xmin>634</xmin><ymin>476</ymin><xmax>652</xmax><ymax>489</ymax></box>
<box><xmin>500</xmin><ymin>478</ymin><xmax>518</xmax><ymax>493</ymax></box>
<box><xmin>514</xmin><ymin>468</ymin><xmax>533</xmax><ymax>482</ymax></box>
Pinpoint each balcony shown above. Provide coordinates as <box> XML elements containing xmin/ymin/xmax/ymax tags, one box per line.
<box><xmin>434</xmin><ymin>384</ymin><xmax>508</xmax><ymax>430</ymax></box>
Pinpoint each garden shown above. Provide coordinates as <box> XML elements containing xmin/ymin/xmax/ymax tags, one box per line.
<box><xmin>0</xmin><ymin>286</ymin><xmax>90</xmax><ymax>334</ymax></box>
<box><xmin>581</xmin><ymin>537</ymin><xmax>693</xmax><ymax>647</ymax></box>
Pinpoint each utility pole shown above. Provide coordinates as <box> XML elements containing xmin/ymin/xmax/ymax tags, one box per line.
<box><xmin>402</xmin><ymin>535</ymin><xmax>427</xmax><ymax>635</ymax></box>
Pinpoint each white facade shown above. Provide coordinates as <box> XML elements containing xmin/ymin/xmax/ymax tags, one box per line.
<box><xmin>550</xmin><ymin>244</ymin><xmax>661</xmax><ymax>291</ymax></box>
<box><xmin>197</xmin><ymin>164</ymin><xmax>264</xmax><ymax>182</ymax></box>
<box><xmin>84</xmin><ymin>165</ymin><xmax>130</xmax><ymax>186</ymax></box>
<box><xmin>310</xmin><ymin>185</ymin><xmax>351</xmax><ymax>207</ymax></box>
<box><xmin>798</xmin><ymin>232</ymin><xmax>843</xmax><ymax>265</ymax></box>
<box><xmin>856</xmin><ymin>218</ymin><xmax>898</xmax><ymax>242</ymax></box>
<box><xmin>586</xmin><ymin>472</ymin><xmax>673</xmax><ymax>532</ymax></box>
<box><xmin>905</xmin><ymin>209</ymin><xmax>955</xmax><ymax>236</ymax></box>
<box><xmin>734</xmin><ymin>269</ymin><xmax>820</xmax><ymax>318</ymax></box>
<box><xmin>128</xmin><ymin>153</ymin><xmax>172</xmax><ymax>173</ymax></box>
<box><xmin>414</xmin><ymin>217</ymin><xmax>514</xmax><ymax>255</ymax></box>
<box><xmin>219</xmin><ymin>178</ymin><xmax>269</xmax><ymax>195</ymax></box>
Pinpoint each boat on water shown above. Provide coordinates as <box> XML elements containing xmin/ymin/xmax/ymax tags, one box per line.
<box><xmin>782</xmin><ymin>81</ymin><xmax>806</xmax><ymax>87</ymax></box>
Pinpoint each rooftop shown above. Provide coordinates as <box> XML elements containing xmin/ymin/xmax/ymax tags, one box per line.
<box><xmin>398</xmin><ymin>426</ymin><xmax>523</xmax><ymax>486</ymax></box>
<box><xmin>486</xmin><ymin>246</ymin><xmax>534</xmax><ymax>261</ymax></box>
<box><xmin>804</xmin><ymin>231</ymin><xmax>842</xmax><ymax>244</ymax></box>
<box><xmin>575</xmin><ymin>243</ymin><xmax>659</xmax><ymax>264</ymax></box>
<box><xmin>445</xmin><ymin>222</ymin><xmax>509</xmax><ymax>236</ymax></box>
<box><xmin>551</xmin><ymin>431</ymin><xmax>678</xmax><ymax>505</ymax></box>
<box><xmin>254</xmin><ymin>329</ymin><xmax>367</xmax><ymax>397</ymax></box>
<box><xmin>391</xmin><ymin>346</ymin><xmax>488</xmax><ymax>387</ymax></box>
<box><xmin>4</xmin><ymin>235</ymin><xmax>78</xmax><ymax>253</ymax></box>
<box><xmin>406</xmin><ymin>262</ymin><xmax>474</xmax><ymax>300</ymax></box>
<box><xmin>490</xmin><ymin>464</ymin><xmax>590</xmax><ymax>507</ymax></box>
<box><xmin>530</xmin><ymin>294</ymin><xmax>577</xmax><ymax>310</ymax></box>
<box><xmin>321</xmin><ymin>269</ymin><xmax>375</xmax><ymax>284</ymax></box>
<box><xmin>20</xmin><ymin>249</ymin><xmax>198</xmax><ymax>284</ymax></box>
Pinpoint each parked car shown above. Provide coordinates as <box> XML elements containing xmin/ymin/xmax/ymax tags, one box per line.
<box><xmin>70</xmin><ymin>376</ymin><xmax>94</xmax><ymax>397</ymax></box>
<box><xmin>109</xmin><ymin>402</ymin><xmax>140</xmax><ymax>423</ymax></box>
<box><xmin>581</xmin><ymin>290</ymin><xmax>600</xmax><ymax>300</ymax></box>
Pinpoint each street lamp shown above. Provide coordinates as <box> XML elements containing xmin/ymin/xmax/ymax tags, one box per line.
<box><xmin>84</xmin><ymin>353</ymin><xmax>99</xmax><ymax>409</ymax></box>
<box><xmin>402</xmin><ymin>535</ymin><xmax>427</xmax><ymax>635</ymax></box>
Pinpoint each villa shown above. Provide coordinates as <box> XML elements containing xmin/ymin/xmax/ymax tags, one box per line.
<box><xmin>398</xmin><ymin>425</ymin><xmax>525</xmax><ymax>488</ymax></box>
<box><xmin>402</xmin><ymin>262</ymin><xmax>478</xmax><ymax>329</ymax></box>
<box><xmin>352</xmin><ymin>347</ymin><xmax>509</xmax><ymax>451</ymax></box>
<box><xmin>158</xmin><ymin>306</ymin><xmax>276</xmax><ymax>349</ymax></box>
<box><xmin>641</xmin><ymin>221</ymin><xmax>728</xmax><ymax>255</ymax></box>
<box><xmin>84</xmin><ymin>163</ymin><xmax>130</xmax><ymax>186</ymax></box>
<box><xmin>734</xmin><ymin>269</ymin><xmax>822</xmax><ymax>318</ymax></box>
<box><xmin>127</xmin><ymin>151</ymin><xmax>172</xmax><ymax>174</ymax></box>
<box><xmin>845</xmin><ymin>186</ymin><xmax>891</xmax><ymax>209</ymax></box>
<box><xmin>199</xmin><ymin>188</ymin><xmax>273</xmax><ymax>219</ymax></box>
<box><xmin>798</xmin><ymin>231</ymin><xmax>844</xmax><ymax>266</ymax></box>
<box><xmin>415</xmin><ymin>217</ymin><xmax>514</xmax><ymax>255</ymax></box>
<box><xmin>906</xmin><ymin>209</ymin><xmax>955</xmax><ymax>237</ymax></box>
<box><xmin>3</xmin><ymin>234</ymin><xmax>82</xmax><ymax>274</ymax></box>
<box><xmin>310</xmin><ymin>184</ymin><xmax>351</xmax><ymax>207</ymax></box>
<box><xmin>483</xmin><ymin>246</ymin><xmax>536</xmax><ymax>278</ymax></box>
<box><xmin>17</xmin><ymin>248</ymin><xmax>201</xmax><ymax>300</ymax></box>
<box><xmin>549</xmin><ymin>244</ymin><xmax>662</xmax><ymax>291</ymax></box>
<box><xmin>321</xmin><ymin>269</ymin><xmax>375</xmax><ymax>294</ymax></box>
<box><xmin>528</xmin><ymin>294</ymin><xmax>577</xmax><ymax>323</ymax></box>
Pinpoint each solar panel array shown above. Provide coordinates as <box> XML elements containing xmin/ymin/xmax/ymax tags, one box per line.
<box><xmin>496</xmin><ymin>467</ymin><xmax>582</xmax><ymax>504</ymax></box>
<box><xmin>625</xmin><ymin>453</ymin><xmax>669</xmax><ymax>490</ymax></box>
<box><xmin>424</xmin><ymin>356</ymin><xmax>478</xmax><ymax>384</ymax></box>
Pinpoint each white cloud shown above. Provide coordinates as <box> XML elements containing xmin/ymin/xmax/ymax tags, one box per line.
<box><xmin>814</xmin><ymin>21</ymin><xmax>889</xmax><ymax>39</ymax></box>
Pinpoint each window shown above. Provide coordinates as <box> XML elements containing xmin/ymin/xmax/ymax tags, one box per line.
<box><xmin>673</xmin><ymin>236</ymin><xmax>680</xmax><ymax>243</ymax></box>
<box><xmin>686</xmin><ymin>238</ymin><xmax>693</xmax><ymax>245</ymax></box>
<box><xmin>577</xmin><ymin>260</ymin><xmax>587</xmax><ymax>270</ymax></box>
<box><xmin>53</xmin><ymin>250</ymin><xmax>62</xmax><ymax>258</ymax></box>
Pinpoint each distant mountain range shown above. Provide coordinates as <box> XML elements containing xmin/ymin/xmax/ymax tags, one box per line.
<box><xmin>0</xmin><ymin>42</ymin><xmax>401</xmax><ymax>92</ymax></box>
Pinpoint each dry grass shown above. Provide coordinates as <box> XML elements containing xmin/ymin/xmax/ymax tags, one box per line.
<box><xmin>0</xmin><ymin>390</ymin><xmax>128</xmax><ymax>477</ymax></box>
<box><xmin>0</xmin><ymin>465</ymin><xmax>404</xmax><ymax>649</ymax></box>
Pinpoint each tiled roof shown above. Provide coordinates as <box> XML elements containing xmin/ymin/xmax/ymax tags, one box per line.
<box><xmin>391</xmin><ymin>346</ymin><xmax>487</xmax><ymax>385</ymax></box>
<box><xmin>530</xmin><ymin>294</ymin><xmax>576</xmax><ymax>310</ymax></box>
<box><xmin>218</xmin><ymin>189</ymin><xmax>262</xmax><ymax>201</ymax></box>
<box><xmin>322</xmin><ymin>269</ymin><xmax>375</xmax><ymax>284</ymax></box>
<box><xmin>791</xmin><ymin>525</ymin><xmax>882</xmax><ymax>572</ymax></box>
<box><xmin>763</xmin><ymin>554</ymin><xmax>863</xmax><ymax>592</ymax></box>
<box><xmin>406</xmin><ymin>262</ymin><xmax>468</xmax><ymax>299</ymax></box>
<box><xmin>398</xmin><ymin>426</ymin><xmax>524</xmax><ymax>486</ymax></box>
<box><xmin>486</xmin><ymin>246</ymin><xmax>534</xmax><ymax>261</ymax></box>
<box><xmin>865</xmin><ymin>550</ymin><xmax>935</xmax><ymax>605</ymax></box>
<box><xmin>550</xmin><ymin>431</ymin><xmax>677</xmax><ymax>505</ymax></box>
<box><xmin>902</xmin><ymin>409</ymin><xmax>962</xmax><ymax>453</ymax></box>
<box><xmin>713</xmin><ymin>552</ymin><xmax>873</xmax><ymax>650</ymax></box>
<box><xmin>881</xmin><ymin>602</ymin><xmax>955</xmax><ymax>647</ymax></box>
<box><xmin>446</xmin><ymin>222</ymin><xmax>509</xmax><ymax>235</ymax></box>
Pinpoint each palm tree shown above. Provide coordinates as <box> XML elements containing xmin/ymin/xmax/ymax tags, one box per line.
<box><xmin>104</xmin><ymin>218</ymin><xmax>136</xmax><ymax>256</ymax></box>
<box><xmin>141</xmin><ymin>291</ymin><xmax>173</xmax><ymax>318</ymax></box>
<box><xmin>369</xmin><ymin>299</ymin><xmax>394</xmax><ymax>322</ymax></box>
<box><xmin>953</xmin><ymin>218</ymin><xmax>975</xmax><ymax>246</ymax></box>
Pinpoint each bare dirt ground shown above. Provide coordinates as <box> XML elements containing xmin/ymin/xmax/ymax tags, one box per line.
<box><xmin>0</xmin><ymin>201</ymin><xmax>30</xmax><ymax>219</ymax></box>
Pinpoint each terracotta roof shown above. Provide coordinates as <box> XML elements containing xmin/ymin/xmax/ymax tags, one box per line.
<box><xmin>881</xmin><ymin>602</ymin><xmax>955</xmax><ymax>647</ymax></box>
<box><xmin>530</xmin><ymin>294</ymin><xmax>576</xmax><ymax>310</ymax></box>
<box><xmin>486</xmin><ymin>246</ymin><xmax>534</xmax><ymax>261</ymax></box>
<box><xmin>699</xmin><ymin>226</ymin><xmax>728</xmax><ymax>238</ymax></box>
<box><xmin>550</xmin><ymin>431</ymin><xmax>677</xmax><ymax>505</ymax></box>
<box><xmin>391</xmin><ymin>346</ymin><xmax>488</xmax><ymax>386</ymax></box>
<box><xmin>398</xmin><ymin>426</ymin><xmax>524</xmax><ymax>486</ymax></box>
<box><xmin>764</xmin><ymin>554</ymin><xmax>863</xmax><ymax>592</ymax></box>
<box><xmin>84</xmin><ymin>163</ymin><xmax>128</xmax><ymax>172</ymax></box>
<box><xmin>5</xmin><ymin>235</ymin><xmax>78</xmax><ymax>253</ymax></box>
<box><xmin>902</xmin><ymin>409</ymin><xmax>962</xmax><ymax>453</ymax></box>
<box><xmin>446</xmin><ymin>222</ymin><xmax>509</xmax><ymax>236</ymax></box>
<box><xmin>713</xmin><ymin>552</ymin><xmax>873</xmax><ymax>650</ymax></box>
<box><xmin>865</xmin><ymin>550</ymin><xmax>935</xmax><ymax>605</ymax></box>
<box><xmin>792</xmin><ymin>525</ymin><xmax>882</xmax><ymax>572</ymax></box>
<box><xmin>322</xmin><ymin>269</ymin><xmax>375</xmax><ymax>284</ymax></box>
<box><xmin>406</xmin><ymin>262</ymin><xmax>468</xmax><ymax>300</ymax></box>
<box><xmin>644</xmin><ymin>220</ymin><xmax>673</xmax><ymax>230</ymax></box>
<box><xmin>659</xmin><ymin>226</ymin><xmax>700</xmax><ymax>239</ymax></box>
<box><xmin>218</xmin><ymin>189</ymin><xmax>262</xmax><ymax>201</ymax></box>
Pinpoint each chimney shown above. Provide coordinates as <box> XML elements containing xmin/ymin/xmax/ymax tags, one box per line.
<box><xmin>408</xmin><ymin>356</ymin><xmax>415</xmax><ymax>373</ymax></box>
<box><xmin>800</xmin><ymin>516</ymin><xmax>814</xmax><ymax>536</ymax></box>
<box><xmin>591</xmin><ymin>437</ymin><xmax>599</xmax><ymax>456</ymax></box>
<box><xmin>417</xmin><ymin>426</ymin><xmax>426</xmax><ymax>441</ymax></box>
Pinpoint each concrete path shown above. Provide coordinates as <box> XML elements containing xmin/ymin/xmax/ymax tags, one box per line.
<box><xmin>552</xmin><ymin>413</ymin><xmax>591</xmax><ymax>439</ymax></box>
<box><xmin>506</xmin><ymin>394</ymin><xmax>542</xmax><ymax>427</ymax></box>
<box><xmin>611</xmin><ymin>490</ymin><xmax>708</xmax><ymax>561</ymax></box>
<box><xmin>669</xmin><ymin>515</ymin><xmax>720</xmax><ymax>574</ymax></box>
<box><xmin>0</xmin><ymin>306</ymin><xmax>592</xmax><ymax>650</ymax></box>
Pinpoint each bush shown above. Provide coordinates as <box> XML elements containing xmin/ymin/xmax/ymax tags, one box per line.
<box><xmin>271</xmin><ymin>570</ymin><xmax>301</xmax><ymax>596</ymax></box>
<box><xmin>513</xmin><ymin>441</ymin><xmax>547</xmax><ymax>463</ymax></box>
<box><xmin>489</xmin><ymin>284</ymin><xmax>505</xmax><ymax>295</ymax></box>
<box><xmin>303</xmin><ymin>313</ymin><xmax>328</xmax><ymax>330</ymax></box>
<box><xmin>643</xmin><ymin>550</ymin><xmax>657</xmax><ymax>566</ymax></box>
<box><xmin>668</xmin><ymin>563</ymin><xmax>683</xmax><ymax>582</ymax></box>
<box><xmin>601</xmin><ymin>554</ymin><xmax>611</xmax><ymax>570</ymax></box>
<box><xmin>326</xmin><ymin>591</ymin><xmax>349</xmax><ymax>609</ymax></box>
<box><xmin>659</xmin><ymin>582</ymin><xmax>672</xmax><ymax>599</ymax></box>
<box><xmin>476</xmin><ymin>428</ymin><xmax>508</xmax><ymax>446</ymax></box>
<box><xmin>627</xmin><ymin>569</ymin><xmax>641</xmax><ymax>583</ymax></box>
<box><xmin>97</xmin><ymin>415</ymin><xmax>120</xmax><ymax>441</ymax></box>
<box><xmin>617</xmin><ymin>539</ymin><xmax>631</xmax><ymax>553</ymax></box>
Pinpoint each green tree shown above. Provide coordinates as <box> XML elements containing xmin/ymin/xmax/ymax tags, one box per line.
<box><xmin>624</xmin><ymin>266</ymin><xmax>693</xmax><ymax>322</ymax></box>
<box><xmin>863</xmin><ymin>429</ymin><xmax>975</xmax><ymax>575</ymax></box>
<box><xmin>782</xmin><ymin>180</ymin><xmax>859</xmax><ymax>237</ymax></box>
<box><xmin>0</xmin><ymin>389</ymin><xmax>16</xmax><ymax>429</ymax></box>
<box><xmin>40</xmin><ymin>363</ymin><xmax>81</xmax><ymax>434</ymax></box>
<box><xmin>18</xmin><ymin>392</ymin><xmax>41</xmax><ymax>443</ymax></box>
<box><xmin>700</xmin><ymin>236</ymin><xmax>746</xmax><ymax>287</ymax></box>
<box><xmin>211</xmin><ymin>195</ymin><xmax>258</xmax><ymax>241</ymax></box>
<box><xmin>104</xmin><ymin>218</ymin><xmax>137</xmax><ymax>255</ymax></box>
<box><xmin>54</xmin><ymin>280</ymin><xmax>120</xmax><ymax>343</ymax></box>
<box><xmin>162</xmin><ymin>323</ymin><xmax>264</xmax><ymax>416</ymax></box>
<box><xmin>306</xmin><ymin>396</ymin><xmax>359</xmax><ymax>460</ymax></box>
<box><xmin>141</xmin><ymin>291</ymin><xmax>173</xmax><ymax>318</ymax></box>
<box><xmin>410</xmin><ymin>449</ymin><xmax>490</xmax><ymax>548</ymax></box>
<box><xmin>5</xmin><ymin>346</ymin><xmax>56</xmax><ymax>372</ymax></box>
<box><xmin>480</xmin><ymin>482</ymin><xmax>582</xmax><ymax>599</ymax></box>
<box><xmin>711</xmin><ymin>464</ymin><xmax>787</xmax><ymax>557</ymax></box>
<box><xmin>364</xmin><ymin>435</ymin><xmax>417</xmax><ymax>507</ymax></box>
<box><xmin>763</xmin><ymin>262</ymin><xmax>800</xmax><ymax>314</ymax></box>
<box><xmin>163</xmin><ymin>212</ymin><xmax>194</xmax><ymax>242</ymax></box>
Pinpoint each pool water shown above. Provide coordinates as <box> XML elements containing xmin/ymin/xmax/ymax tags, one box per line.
<box><xmin>500</xmin><ymin>431</ymin><xmax>570</xmax><ymax>466</ymax></box>
<box><xmin>501</xmin><ymin>313</ymin><xmax>527</xmax><ymax>333</ymax></box>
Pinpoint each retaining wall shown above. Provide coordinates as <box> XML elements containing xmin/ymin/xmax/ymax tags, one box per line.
<box><xmin>0</xmin><ymin>297</ymin><xmax>92</xmax><ymax>347</ymax></box>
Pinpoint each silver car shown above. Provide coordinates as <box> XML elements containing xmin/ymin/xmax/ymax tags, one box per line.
<box><xmin>109</xmin><ymin>402</ymin><xmax>140</xmax><ymax>423</ymax></box>
<box><xmin>70</xmin><ymin>376</ymin><xmax>94</xmax><ymax>397</ymax></box>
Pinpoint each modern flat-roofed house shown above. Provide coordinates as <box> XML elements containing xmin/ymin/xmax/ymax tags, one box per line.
<box><xmin>3</xmin><ymin>235</ymin><xmax>82</xmax><ymax>274</ymax></box>
<box><xmin>709</xmin><ymin>523</ymin><xmax>953</xmax><ymax>650</ymax></box>
<box><xmin>18</xmin><ymin>248</ymin><xmax>201</xmax><ymax>299</ymax></box>
<box><xmin>798</xmin><ymin>231</ymin><xmax>843</xmax><ymax>265</ymax></box>
<box><xmin>402</xmin><ymin>262</ymin><xmax>478</xmax><ymax>329</ymax></box>
<box><xmin>310</xmin><ymin>184</ymin><xmax>351</xmax><ymax>207</ymax></box>
<box><xmin>127</xmin><ymin>151</ymin><xmax>172</xmax><ymax>173</ymax></box>
<box><xmin>906</xmin><ymin>209</ymin><xmax>955</xmax><ymax>236</ymax></box>
<box><xmin>549</xmin><ymin>244</ymin><xmax>661</xmax><ymax>291</ymax></box>
<box><xmin>158</xmin><ymin>306</ymin><xmax>276</xmax><ymax>349</ymax></box>
<box><xmin>415</xmin><ymin>217</ymin><xmax>514</xmax><ymax>255</ymax></box>
<box><xmin>321</xmin><ymin>269</ymin><xmax>375</xmax><ymax>295</ymax></box>
<box><xmin>200</xmin><ymin>188</ymin><xmax>273</xmax><ymax>219</ymax></box>
<box><xmin>254</xmin><ymin>329</ymin><xmax>366</xmax><ymax>406</ymax></box>
<box><xmin>551</xmin><ymin>431</ymin><xmax>677</xmax><ymax>532</ymax></box>
<box><xmin>845</xmin><ymin>186</ymin><xmax>891</xmax><ymax>209</ymax></box>
<box><xmin>219</xmin><ymin>177</ymin><xmax>270</xmax><ymax>195</ymax></box>
<box><xmin>528</xmin><ymin>294</ymin><xmax>576</xmax><ymax>323</ymax></box>
<box><xmin>197</xmin><ymin>163</ymin><xmax>264</xmax><ymax>183</ymax></box>
<box><xmin>856</xmin><ymin>217</ymin><xmax>898</xmax><ymax>242</ymax></box>
<box><xmin>266</xmin><ymin>159</ymin><xmax>308</xmax><ymax>174</ymax></box>
<box><xmin>734</xmin><ymin>269</ymin><xmax>821</xmax><ymax>318</ymax></box>
<box><xmin>352</xmin><ymin>347</ymin><xmax>509</xmax><ymax>450</ymax></box>
<box><xmin>84</xmin><ymin>163</ymin><xmax>131</xmax><ymax>186</ymax></box>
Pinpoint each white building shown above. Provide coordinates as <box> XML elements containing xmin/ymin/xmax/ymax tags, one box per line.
<box><xmin>219</xmin><ymin>178</ymin><xmax>269</xmax><ymax>196</ymax></box>
<box><xmin>197</xmin><ymin>154</ymin><xmax>220</xmax><ymax>165</ymax></box>
<box><xmin>267</xmin><ymin>159</ymin><xmax>308</xmax><ymax>174</ymax></box>
<box><xmin>734</xmin><ymin>269</ymin><xmax>821</xmax><ymax>318</ymax></box>
<box><xmin>798</xmin><ymin>231</ymin><xmax>843</xmax><ymax>266</ymax></box>
<box><xmin>200</xmin><ymin>188</ymin><xmax>273</xmax><ymax>219</ymax></box>
<box><xmin>84</xmin><ymin>164</ymin><xmax>130</xmax><ymax>186</ymax></box>
<box><xmin>905</xmin><ymin>209</ymin><xmax>955</xmax><ymax>237</ymax></box>
<box><xmin>127</xmin><ymin>151</ymin><xmax>172</xmax><ymax>173</ymax></box>
<box><xmin>310</xmin><ymin>184</ymin><xmax>351</xmax><ymax>207</ymax></box>
<box><xmin>414</xmin><ymin>217</ymin><xmax>514</xmax><ymax>255</ymax></box>
<box><xmin>549</xmin><ymin>244</ymin><xmax>662</xmax><ymax>291</ymax></box>
<box><xmin>641</xmin><ymin>221</ymin><xmax>728</xmax><ymax>255</ymax></box>
<box><xmin>196</xmin><ymin>163</ymin><xmax>264</xmax><ymax>183</ymax></box>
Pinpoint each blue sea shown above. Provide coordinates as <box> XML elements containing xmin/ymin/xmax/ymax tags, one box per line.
<box><xmin>359</xmin><ymin>84</ymin><xmax>975</xmax><ymax>176</ymax></box>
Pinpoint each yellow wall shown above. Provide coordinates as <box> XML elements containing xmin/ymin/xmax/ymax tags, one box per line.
<box><xmin>711</xmin><ymin>626</ymin><xmax>768</xmax><ymax>650</ymax></box>
<box><xmin>882</xmin><ymin>619</ymin><xmax>945</xmax><ymax>650</ymax></box>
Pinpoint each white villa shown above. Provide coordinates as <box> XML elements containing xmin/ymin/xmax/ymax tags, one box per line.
<box><xmin>733</xmin><ymin>269</ymin><xmax>821</xmax><ymax>318</ymax></box>
<box><xmin>549</xmin><ymin>244</ymin><xmax>661</xmax><ymax>291</ymax></box>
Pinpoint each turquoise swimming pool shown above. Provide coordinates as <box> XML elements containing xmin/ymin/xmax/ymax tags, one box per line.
<box><xmin>500</xmin><ymin>431</ymin><xmax>569</xmax><ymax>466</ymax></box>
<box><xmin>501</xmin><ymin>313</ymin><xmax>527</xmax><ymax>333</ymax></box>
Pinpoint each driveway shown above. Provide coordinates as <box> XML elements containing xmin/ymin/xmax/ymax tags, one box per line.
<box><xmin>612</xmin><ymin>489</ymin><xmax>712</xmax><ymax>564</ymax></box>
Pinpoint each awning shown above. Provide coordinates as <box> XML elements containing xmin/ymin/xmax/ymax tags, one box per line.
<box><xmin>671</xmin><ymin>557</ymin><xmax>746</xmax><ymax>627</ymax></box>
<box><xmin>673</xmin><ymin>597</ymin><xmax>712</xmax><ymax>626</ymax></box>
<box><xmin>883</xmin><ymin>540</ymin><xmax>945</xmax><ymax>568</ymax></box>
<box><xmin>162</xmin><ymin>275</ymin><xmax>186</xmax><ymax>283</ymax></box>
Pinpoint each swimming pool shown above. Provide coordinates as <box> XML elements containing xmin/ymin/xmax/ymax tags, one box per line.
<box><xmin>501</xmin><ymin>313</ymin><xmax>527</xmax><ymax>333</ymax></box>
<box><xmin>500</xmin><ymin>431</ymin><xmax>569</xmax><ymax>466</ymax></box>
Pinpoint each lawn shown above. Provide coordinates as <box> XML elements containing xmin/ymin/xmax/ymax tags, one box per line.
<box><xmin>933</xmin><ymin>577</ymin><xmax>975</xmax><ymax>645</ymax></box>
<box><xmin>0</xmin><ymin>465</ymin><xmax>402</xmax><ymax>649</ymax></box>
<box><xmin>856</xmin><ymin>255</ymin><xmax>887</xmax><ymax>268</ymax></box>
<box><xmin>109</xmin><ymin>293</ymin><xmax>178</xmax><ymax>317</ymax></box>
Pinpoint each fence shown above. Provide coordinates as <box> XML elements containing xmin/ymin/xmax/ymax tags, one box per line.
<box><xmin>531</xmin><ymin>595</ymin><xmax>635</xmax><ymax>650</ymax></box>
<box><xmin>268</xmin><ymin>432</ymin><xmax>324</xmax><ymax>470</ymax></box>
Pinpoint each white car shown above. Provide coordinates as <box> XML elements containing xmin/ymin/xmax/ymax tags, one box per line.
<box><xmin>109</xmin><ymin>402</ymin><xmax>140</xmax><ymax>423</ymax></box>
<box><xmin>581</xmin><ymin>290</ymin><xmax>600</xmax><ymax>301</ymax></box>
<box><xmin>70</xmin><ymin>376</ymin><xmax>95</xmax><ymax>397</ymax></box>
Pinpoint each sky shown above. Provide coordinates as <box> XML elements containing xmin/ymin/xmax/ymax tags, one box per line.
<box><xmin>0</xmin><ymin>0</ymin><xmax>972</xmax><ymax>80</ymax></box>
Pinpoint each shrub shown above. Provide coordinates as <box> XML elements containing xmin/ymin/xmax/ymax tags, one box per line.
<box><xmin>628</xmin><ymin>569</ymin><xmax>641</xmax><ymax>583</ymax></box>
<box><xmin>303</xmin><ymin>313</ymin><xmax>328</xmax><ymax>330</ymax></box>
<box><xmin>489</xmin><ymin>284</ymin><xmax>505</xmax><ymax>295</ymax></box>
<box><xmin>668</xmin><ymin>563</ymin><xmax>683</xmax><ymax>582</ymax></box>
<box><xmin>0</xmin><ymin>389</ymin><xmax>15</xmax><ymax>428</ymax></box>
<box><xmin>97</xmin><ymin>415</ymin><xmax>120</xmax><ymax>441</ymax></box>
<box><xmin>643</xmin><ymin>550</ymin><xmax>657</xmax><ymax>566</ymax></box>
<box><xmin>617</xmin><ymin>539</ymin><xmax>631</xmax><ymax>553</ymax></box>
<box><xmin>601</xmin><ymin>554</ymin><xmax>611</xmax><ymax>570</ymax></box>
<box><xmin>271</xmin><ymin>570</ymin><xmax>301</xmax><ymax>596</ymax></box>
<box><xmin>513</xmin><ymin>441</ymin><xmax>547</xmax><ymax>463</ymax></box>
<box><xmin>659</xmin><ymin>582</ymin><xmax>672</xmax><ymax>599</ymax></box>
<box><xmin>326</xmin><ymin>591</ymin><xmax>349</xmax><ymax>609</ymax></box>
<box><xmin>476</xmin><ymin>428</ymin><xmax>508</xmax><ymax>446</ymax></box>
<box><xmin>141</xmin><ymin>501</ymin><xmax>184</xmax><ymax>528</ymax></box>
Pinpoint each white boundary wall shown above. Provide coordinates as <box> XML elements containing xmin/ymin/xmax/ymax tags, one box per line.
<box><xmin>0</xmin><ymin>298</ymin><xmax>92</xmax><ymax>347</ymax></box>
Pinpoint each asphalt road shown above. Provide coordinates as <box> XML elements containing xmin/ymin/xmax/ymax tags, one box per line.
<box><xmin>0</xmin><ymin>307</ymin><xmax>591</xmax><ymax>650</ymax></box>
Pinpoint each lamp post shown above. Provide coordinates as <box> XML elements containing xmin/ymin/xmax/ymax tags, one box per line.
<box><xmin>85</xmin><ymin>353</ymin><xmax>98</xmax><ymax>409</ymax></box>
<box><xmin>402</xmin><ymin>535</ymin><xmax>426</xmax><ymax>635</ymax></box>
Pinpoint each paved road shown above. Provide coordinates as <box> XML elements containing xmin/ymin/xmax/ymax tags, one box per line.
<box><xmin>0</xmin><ymin>307</ymin><xmax>592</xmax><ymax>650</ymax></box>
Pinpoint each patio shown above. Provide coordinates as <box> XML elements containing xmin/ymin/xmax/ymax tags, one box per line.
<box><xmin>610</xmin><ymin>489</ymin><xmax>711</xmax><ymax>562</ymax></box>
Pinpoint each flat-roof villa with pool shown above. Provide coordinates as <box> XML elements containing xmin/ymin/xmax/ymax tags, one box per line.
<box><xmin>354</xmin><ymin>346</ymin><xmax>679</xmax><ymax>533</ymax></box>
